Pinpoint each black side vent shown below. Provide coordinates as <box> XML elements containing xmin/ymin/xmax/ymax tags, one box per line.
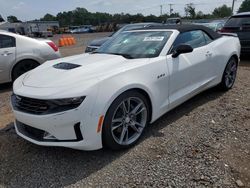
<box><xmin>53</xmin><ymin>62</ymin><xmax>81</xmax><ymax>70</ymax></box>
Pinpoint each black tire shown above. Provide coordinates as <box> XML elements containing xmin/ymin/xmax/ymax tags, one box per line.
<box><xmin>219</xmin><ymin>57</ymin><xmax>238</xmax><ymax>91</ymax></box>
<box><xmin>12</xmin><ymin>60</ymin><xmax>40</xmax><ymax>81</ymax></box>
<box><xmin>102</xmin><ymin>90</ymin><xmax>150</xmax><ymax>150</ymax></box>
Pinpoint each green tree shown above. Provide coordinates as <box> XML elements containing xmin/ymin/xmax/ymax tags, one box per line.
<box><xmin>213</xmin><ymin>5</ymin><xmax>232</xmax><ymax>18</ymax></box>
<box><xmin>7</xmin><ymin>15</ymin><xmax>21</xmax><ymax>23</ymax></box>
<box><xmin>238</xmin><ymin>0</ymin><xmax>250</xmax><ymax>12</ymax></box>
<box><xmin>40</xmin><ymin>14</ymin><xmax>56</xmax><ymax>21</ymax></box>
<box><xmin>144</xmin><ymin>14</ymin><xmax>159</xmax><ymax>22</ymax></box>
<box><xmin>196</xmin><ymin>11</ymin><xmax>204</xmax><ymax>19</ymax></box>
<box><xmin>171</xmin><ymin>12</ymin><xmax>181</xmax><ymax>18</ymax></box>
<box><xmin>41</xmin><ymin>7</ymin><xmax>177</xmax><ymax>27</ymax></box>
<box><xmin>185</xmin><ymin>3</ymin><xmax>196</xmax><ymax>18</ymax></box>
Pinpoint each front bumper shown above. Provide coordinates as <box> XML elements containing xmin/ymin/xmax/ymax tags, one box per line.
<box><xmin>12</xmin><ymin>106</ymin><xmax>103</xmax><ymax>151</ymax></box>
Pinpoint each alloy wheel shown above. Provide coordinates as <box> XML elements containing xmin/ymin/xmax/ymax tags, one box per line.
<box><xmin>224</xmin><ymin>59</ymin><xmax>237</xmax><ymax>88</ymax></box>
<box><xmin>111</xmin><ymin>97</ymin><xmax>147</xmax><ymax>145</ymax></box>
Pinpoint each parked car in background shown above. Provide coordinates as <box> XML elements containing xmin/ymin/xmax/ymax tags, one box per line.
<box><xmin>70</xmin><ymin>25</ymin><xmax>93</xmax><ymax>34</ymax></box>
<box><xmin>85</xmin><ymin>22</ymin><xmax>163</xmax><ymax>53</ymax></box>
<box><xmin>12</xmin><ymin>25</ymin><xmax>240</xmax><ymax>151</ymax></box>
<box><xmin>166</xmin><ymin>17</ymin><xmax>182</xmax><ymax>25</ymax></box>
<box><xmin>220</xmin><ymin>12</ymin><xmax>250</xmax><ymax>54</ymax></box>
<box><xmin>197</xmin><ymin>22</ymin><xmax>224</xmax><ymax>32</ymax></box>
<box><xmin>0</xmin><ymin>30</ymin><xmax>61</xmax><ymax>84</ymax></box>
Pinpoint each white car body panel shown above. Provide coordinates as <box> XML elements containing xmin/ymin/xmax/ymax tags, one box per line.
<box><xmin>0</xmin><ymin>31</ymin><xmax>61</xmax><ymax>84</ymax></box>
<box><xmin>0</xmin><ymin>46</ymin><xmax>16</xmax><ymax>82</ymax></box>
<box><xmin>11</xmin><ymin>29</ymin><xmax>241</xmax><ymax>150</ymax></box>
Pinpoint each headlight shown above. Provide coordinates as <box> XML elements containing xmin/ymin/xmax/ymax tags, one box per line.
<box><xmin>52</xmin><ymin>96</ymin><xmax>86</xmax><ymax>106</ymax></box>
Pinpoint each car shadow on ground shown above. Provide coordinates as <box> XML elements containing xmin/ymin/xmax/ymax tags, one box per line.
<box><xmin>0</xmin><ymin>87</ymin><xmax>225</xmax><ymax>187</ymax></box>
<box><xmin>0</xmin><ymin>82</ymin><xmax>12</xmax><ymax>93</ymax></box>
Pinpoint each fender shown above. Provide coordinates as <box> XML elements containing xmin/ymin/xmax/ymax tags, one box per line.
<box><xmin>101</xmin><ymin>83</ymin><xmax>154</xmax><ymax>121</ymax></box>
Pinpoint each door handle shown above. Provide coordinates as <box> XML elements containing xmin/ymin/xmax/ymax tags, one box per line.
<box><xmin>1</xmin><ymin>51</ymin><xmax>13</xmax><ymax>56</ymax></box>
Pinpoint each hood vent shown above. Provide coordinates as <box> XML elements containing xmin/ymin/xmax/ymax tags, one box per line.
<box><xmin>53</xmin><ymin>62</ymin><xmax>81</xmax><ymax>70</ymax></box>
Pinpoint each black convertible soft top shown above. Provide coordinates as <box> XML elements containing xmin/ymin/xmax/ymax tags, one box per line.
<box><xmin>135</xmin><ymin>24</ymin><xmax>222</xmax><ymax>40</ymax></box>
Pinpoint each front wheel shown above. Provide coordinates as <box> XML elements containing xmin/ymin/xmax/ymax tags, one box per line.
<box><xmin>102</xmin><ymin>91</ymin><xmax>150</xmax><ymax>150</ymax></box>
<box><xmin>219</xmin><ymin>57</ymin><xmax>238</xmax><ymax>91</ymax></box>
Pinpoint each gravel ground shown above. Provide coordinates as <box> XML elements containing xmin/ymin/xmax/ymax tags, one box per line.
<box><xmin>0</xmin><ymin>33</ymin><xmax>249</xmax><ymax>188</ymax></box>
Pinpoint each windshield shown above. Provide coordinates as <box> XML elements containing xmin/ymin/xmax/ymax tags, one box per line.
<box><xmin>95</xmin><ymin>31</ymin><xmax>172</xmax><ymax>59</ymax></box>
<box><xmin>225</xmin><ymin>16</ymin><xmax>250</xmax><ymax>27</ymax></box>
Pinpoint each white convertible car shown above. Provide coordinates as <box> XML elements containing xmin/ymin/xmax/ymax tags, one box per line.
<box><xmin>11</xmin><ymin>25</ymin><xmax>240</xmax><ymax>150</ymax></box>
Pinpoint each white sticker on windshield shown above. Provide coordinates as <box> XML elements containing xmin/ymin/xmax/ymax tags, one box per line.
<box><xmin>143</xmin><ymin>36</ymin><xmax>164</xmax><ymax>41</ymax></box>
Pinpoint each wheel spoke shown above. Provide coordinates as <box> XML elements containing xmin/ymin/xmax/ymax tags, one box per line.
<box><xmin>229</xmin><ymin>75</ymin><xmax>234</xmax><ymax>82</ymax></box>
<box><xmin>122</xmin><ymin>101</ymin><xmax>128</xmax><ymax>114</ymax></box>
<box><xmin>122</xmin><ymin>98</ymin><xmax>131</xmax><ymax>114</ymax></box>
<box><xmin>112</xmin><ymin>118</ymin><xmax>123</xmax><ymax>123</ymax></box>
<box><xmin>112</xmin><ymin>123</ymin><xmax>123</xmax><ymax>131</ymax></box>
<box><xmin>226</xmin><ymin>69</ymin><xmax>231</xmax><ymax>75</ymax></box>
<box><xmin>130</xmin><ymin>123</ymin><xmax>140</xmax><ymax>133</ymax></box>
<box><xmin>131</xmin><ymin>102</ymin><xmax>143</xmax><ymax>115</ymax></box>
<box><xmin>135</xmin><ymin>107</ymin><xmax>146</xmax><ymax>116</ymax></box>
<box><xmin>134</xmin><ymin>121</ymin><xmax>144</xmax><ymax>128</ymax></box>
<box><xmin>125</xmin><ymin>128</ymin><xmax>129</xmax><ymax>144</ymax></box>
<box><xmin>127</xmin><ymin>98</ymin><xmax>131</xmax><ymax>113</ymax></box>
<box><xmin>225</xmin><ymin>77</ymin><xmax>230</xmax><ymax>87</ymax></box>
<box><xmin>231</xmin><ymin>64</ymin><xmax>237</xmax><ymax>72</ymax></box>
<box><xmin>119</xmin><ymin>126</ymin><xmax>127</xmax><ymax>144</ymax></box>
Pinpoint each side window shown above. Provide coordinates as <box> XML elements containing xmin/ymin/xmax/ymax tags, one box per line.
<box><xmin>203</xmin><ymin>32</ymin><xmax>213</xmax><ymax>44</ymax></box>
<box><xmin>171</xmin><ymin>30</ymin><xmax>207</xmax><ymax>52</ymax></box>
<box><xmin>0</xmin><ymin>34</ymin><xmax>16</xmax><ymax>49</ymax></box>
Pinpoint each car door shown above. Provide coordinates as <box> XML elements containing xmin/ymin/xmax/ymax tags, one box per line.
<box><xmin>0</xmin><ymin>34</ymin><xmax>16</xmax><ymax>83</ymax></box>
<box><xmin>166</xmin><ymin>30</ymin><xmax>214</xmax><ymax>108</ymax></box>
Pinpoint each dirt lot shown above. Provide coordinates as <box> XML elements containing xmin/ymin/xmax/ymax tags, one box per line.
<box><xmin>0</xmin><ymin>33</ymin><xmax>249</xmax><ymax>188</ymax></box>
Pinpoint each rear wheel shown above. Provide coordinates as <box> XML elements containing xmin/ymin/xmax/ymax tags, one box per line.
<box><xmin>12</xmin><ymin>60</ymin><xmax>40</xmax><ymax>81</ymax></box>
<box><xmin>103</xmin><ymin>91</ymin><xmax>150</xmax><ymax>150</ymax></box>
<box><xmin>219</xmin><ymin>57</ymin><xmax>238</xmax><ymax>91</ymax></box>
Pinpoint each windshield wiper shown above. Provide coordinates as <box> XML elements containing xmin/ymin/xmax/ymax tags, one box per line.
<box><xmin>108</xmin><ymin>53</ymin><xmax>134</xmax><ymax>59</ymax></box>
<box><xmin>91</xmin><ymin>51</ymin><xmax>102</xmax><ymax>54</ymax></box>
<box><xmin>91</xmin><ymin>52</ymin><xmax>134</xmax><ymax>59</ymax></box>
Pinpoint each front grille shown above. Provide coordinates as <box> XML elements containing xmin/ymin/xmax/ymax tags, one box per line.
<box><xmin>11</xmin><ymin>94</ymin><xmax>83</xmax><ymax>115</ymax></box>
<box><xmin>12</xmin><ymin>95</ymin><xmax>50</xmax><ymax>115</ymax></box>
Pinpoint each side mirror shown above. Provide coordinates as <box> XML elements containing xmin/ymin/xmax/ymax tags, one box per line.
<box><xmin>172</xmin><ymin>44</ymin><xmax>193</xmax><ymax>58</ymax></box>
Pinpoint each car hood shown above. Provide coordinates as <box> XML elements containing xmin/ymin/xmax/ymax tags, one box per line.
<box><xmin>22</xmin><ymin>53</ymin><xmax>149</xmax><ymax>88</ymax></box>
<box><xmin>89</xmin><ymin>37</ymin><xmax>111</xmax><ymax>47</ymax></box>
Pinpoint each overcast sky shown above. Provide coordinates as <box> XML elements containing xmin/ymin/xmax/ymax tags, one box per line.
<box><xmin>0</xmin><ymin>0</ymin><xmax>243</xmax><ymax>21</ymax></box>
